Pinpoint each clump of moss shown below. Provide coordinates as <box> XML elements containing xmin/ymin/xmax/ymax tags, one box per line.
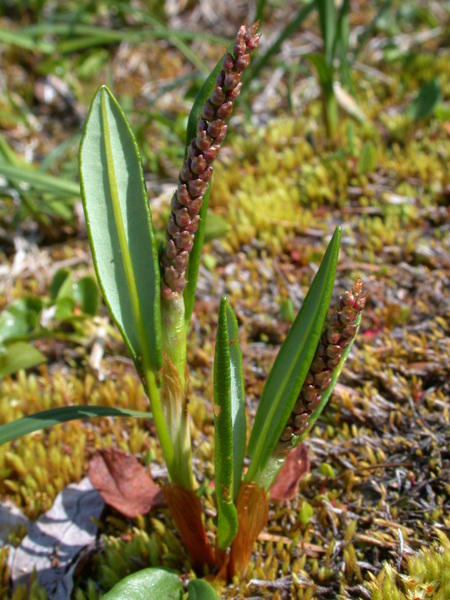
<box><xmin>0</xmin><ymin>369</ymin><xmax>156</xmax><ymax>519</ymax></box>
<box><xmin>366</xmin><ymin>532</ymin><xmax>450</xmax><ymax>599</ymax></box>
<box><xmin>72</xmin><ymin>516</ymin><xmax>189</xmax><ymax>599</ymax></box>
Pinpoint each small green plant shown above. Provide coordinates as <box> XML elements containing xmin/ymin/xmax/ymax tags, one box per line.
<box><xmin>0</xmin><ymin>23</ymin><xmax>365</xmax><ymax>594</ymax></box>
<box><xmin>0</xmin><ymin>268</ymin><xmax>98</xmax><ymax>379</ymax></box>
<box><xmin>309</xmin><ymin>0</ymin><xmax>352</xmax><ymax>140</ymax></box>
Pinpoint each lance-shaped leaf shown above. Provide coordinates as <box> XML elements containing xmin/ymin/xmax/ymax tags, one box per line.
<box><xmin>0</xmin><ymin>405</ymin><xmax>152</xmax><ymax>446</ymax></box>
<box><xmin>79</xmin><ymin>85</ymin><xmax>161</xmax><ymax>371</ymax></box>
<box><xmin>103</xmin><ymin>568</ymin><xmax>182</xmax><ymax>600</ymax></box>
<box><xmin>246</xmin><ymin>227</ymin><xmax>341</xmax><ymax>482</ymax></box>
<box><xmin>183</xmin><ymin>55</ymin><xmax>223</xmax><ymax>325</ymax></box>
<box><xmin>213</xmin><ymin>297</ymin><xmax>246</xmax><ymax>548</ymax></box>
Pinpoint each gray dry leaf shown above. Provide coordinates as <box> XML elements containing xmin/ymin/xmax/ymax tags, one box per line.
<box><xmin>10</xmin><ymin>477</ymin><xmax>104</xmax><ymax>599</ymax></box>
<box><xmin>0</xmin><ymin>500</ymin><xmax>29</xmax><ymax>544</ymax></box>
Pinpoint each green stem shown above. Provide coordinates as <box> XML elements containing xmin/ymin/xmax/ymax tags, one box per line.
<box><xmin>161</xmin><ymin>295</ymin><xmax>195</xmax><ymax>490</ymax></box>
<box><xmin>144</xmin><ymin>369</ymin><xmax>175</xmax><ymax>474</ymax></box>
<box><xmin>99</xmin><ymin>90</ymin><xmax>174</xmax><ymax>472</ymax></box>
<box><xmin>323</xmin><ymin>85</ymin><xmax>338</xmax><ymax>141</ymax></box>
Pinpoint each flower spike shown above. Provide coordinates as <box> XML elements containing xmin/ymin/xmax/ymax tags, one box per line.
<box><xmin>161</xmin><ymin>23</ymin><xmax>260</xmax><ymax>298</ymax></box>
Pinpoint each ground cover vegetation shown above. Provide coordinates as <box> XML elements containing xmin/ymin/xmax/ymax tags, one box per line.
<box><xmin>0</xmin><ymin>0</ymin><xmax>448</xmax><ymax>598</ymax></box>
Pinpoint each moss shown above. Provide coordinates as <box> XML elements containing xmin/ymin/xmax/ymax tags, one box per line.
<box><xmin>366</xmin><ymin>532</ymin><xmax>450</xmax><ymax>599</ymax></box>
<box><xmin>0</xmin><ymin>369</ymin><xmax>156</xmax><ymax>519</ymax></box>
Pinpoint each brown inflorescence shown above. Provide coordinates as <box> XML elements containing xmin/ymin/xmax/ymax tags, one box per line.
<box><xmin>278</xmin><ymin>279</ymin><xmax>366</xmax><ymax>448</ymax></box>
<box><xmin>161</xmin><ymin>24</ymin><xmax>260</xmax><ymax>298</ymax></box>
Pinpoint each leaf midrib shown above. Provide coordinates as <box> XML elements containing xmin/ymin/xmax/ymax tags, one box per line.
<box><xmin>100</xmin><ymin>90</ymin><xmax>151</xmax><ymax>371</ymax></box>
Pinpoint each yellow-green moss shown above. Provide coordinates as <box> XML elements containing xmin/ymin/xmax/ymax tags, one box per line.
<box><xmin>0</xmin><ymin>369</ymin><xmax>156</xmax><ymax>519</ymax></box>
<box><xmin>366</xmin><ymin>532</ymin><xmax>450</xmax><ymax>599</ymax></box>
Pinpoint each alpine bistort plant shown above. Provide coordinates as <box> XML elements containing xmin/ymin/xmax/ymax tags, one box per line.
<box><xmin>0</xmin><ymin>23</ymin><xmax>365</xmax><ymax>595</ymax></box>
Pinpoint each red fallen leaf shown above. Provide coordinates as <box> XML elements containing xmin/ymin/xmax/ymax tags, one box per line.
<box><xmin>163</xmin><ymin>484</ymin><xmax>215</xmax><ymax>571</ymax></box>
<box><xmin>88</xmin><ymin>448</ymin><xmax>164</xmax><ymax>518</ymax></box>
<box><xmin>269</xmin><ymin>443</ymin><xmax>310</xmax><ymax>502</ymax></box>
<box><xmin>228</xmin><ymin>483</ymin><xmax>268</xmax><ymax>577</ymax></box>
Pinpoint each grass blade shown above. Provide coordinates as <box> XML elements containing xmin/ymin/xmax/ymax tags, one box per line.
<box><xmin>246</xmin><ymin>228</ymin><xmax>341</xmax><ymax>481</ymax></box>
<box><xmin>79</xmin><ymin>85</ymin><xmax>161</xmax><ymax>372</ymax></box>
<box><xmin>0</xmin><ymin>27</ymin><xmax>54</xmax><ymax>53</ymax></box>
<box><xmin>0</xmin><ymin>163</ymin><xmax>79</xmax><ymax>197</ymax></box>
<box><xmin>0</xmin><ymin>405</ymin><xmax>152</xmax><ymax>446</ymax></box>
<box><xmin>316</xmin><ymin>0</ymin><xmax>337</xmax><ymax>65</ymax></box>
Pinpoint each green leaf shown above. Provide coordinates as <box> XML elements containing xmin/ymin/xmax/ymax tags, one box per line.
<box><xmin>213</xmin><ymin>297</ymin><xmax>246</xmax><ymax>548</ymax></box>
<box><xmin>183</xmin><ymin>52</ymin><xmax>224</xmax><ymax>325</ymax></box>
<box><xmin>308</xmin><ymin>53</ymin><xmax>334</xmax><ymax>88</ymax></box>
<box><xmin>0</xmin><ymin>342</ymin><xmax>45</xmax><ymax>379</ymax></box>
<box><xmin>0</xmin><ymin>298</ymin><xmax>43</xmax><ymax>344</ymax></box>
<box><xmin>0</xmin><ymin>163</ymin><xmax>79</xmax><ymax>196</ymax></box>
<box><xmin>74</xmin><ymin>276</ymin><xmax>99</xmax><ymax>315</ymax></box>
<box><xmin>50</xmin><ymin>268</ymin><xmax>74</xmax><ymax>301</ymax></box>
<box><xmin>317</xmin><ymin>0</ymin><xmax>337</xmax><ymax>65</ymax></box>
<box><xmin>246</xmin><ymin>228</ymin><xmax>341</xmax><ymax>482</ymax></box>
<box><xmin>407</xmin><ymin>78</ymin><xmax>441</xmax><ymax>120</ymax></box>
<box><xmin>55</xmin><ymin>297</ymin><xmax>76</xmax><ymax>322</ymax></box>
<box><xmin>102</xmin><ymin>568</ymin><xmax>182</xmax><ymax>600</ymax></box>
<box><xmin>0</xmin><ymin>26</ymin><xmax>54</xmax><ymax>53</ymax></box>
<box><xmin>79</xmin><ymin>85</ymin><xmax>161</xmax><ymax>372</ymax></box>
<box><xmin>0</xmin><ymin>404</ymin><xmax>152</xmax><ymax>445</ymax></box>
<box><xmin>188</xmin><ymin>579</ymin><xmax>220</xmax><ymax>600</ymax></box>
<box><xmin>357</xmin><ymin>140</ymin><xmax>377</xmax><ymax>175</ymax></box>
<box><xmin>185</xmin><ymin>56</ymin><xmax>224</xmax><ymax>152</ymax></box>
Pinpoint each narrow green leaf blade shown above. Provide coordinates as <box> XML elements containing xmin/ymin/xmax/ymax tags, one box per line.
<box><xmin>79</xmin><ymin>85</ymin><xmax>161</xmax><ymax>370</ymax></box>
<box><xmin>188</xmin><ymin>579</ymin><xmax>220</xmax><ymax>600</ymax></box>
<box><xmin>103</xmin><ymin>568</ymin><xmax>182</xmax><ymax>600</ymax></box>
<box><xmin>247</xmin><ymin>227</ymin><xmax>341</xmax><ymax>481</ymax></box>
<box><xmin>185</xmin><ymin>56</ymin><xmax>224</xmax><ymax>151</ymax></box>
<box><xmin>0</xmin><ymin>163</ymin><xmax>79</xmax><ymax>196</ymax></box>
<box><xmin>0</xmin><ymin>405</ymin><xmax>152</xmax><ymax>445</ymax></box>
<box><xmin>0</xmin><ymin>342</ymin><xmax>45</xmax><ymax>379</ymax></box>
<box><xmin>224</xmin><ymin>299</ymin><xmax>246</xmax><ymax>501</ymax></box>
<box><xmin>213</xmin><ymin>297</ymin><xmax>241</xmax><ymax>549</ymax></box>
<box><xmin>317</xmin><ymin>0</ymin><xmax>337</xmax><ymax>65</ymax></box>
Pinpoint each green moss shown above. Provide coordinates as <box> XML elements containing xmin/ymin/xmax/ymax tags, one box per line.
<box><xmin>0</xmin><ymin>369</ymin><xmax>155</xmax><ymax>519</ymax></box>
<box><xmin>367</xmin><ymin>533</ymin><xmax>450</xmax><ymax>599</ymax></box>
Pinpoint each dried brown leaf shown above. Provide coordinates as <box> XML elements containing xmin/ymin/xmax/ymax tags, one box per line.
<box><xmin>270</xmin><ymin>443</ymin><xmax>310</xmax><ymax>502</ymax></box>
<box><xmin>163</xmin><ymin>484</ymin><xmax>215</xmax><ymax>570</ymax></box>
<box><xmin>88</xmin><ymin>448</ymin><xmax>164</xmax><ymax>518</ymax></box>
<box><xmin>229</xmin><ymin>483</ymin><xmax>268</xmax><ymax>577</ymax></box>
